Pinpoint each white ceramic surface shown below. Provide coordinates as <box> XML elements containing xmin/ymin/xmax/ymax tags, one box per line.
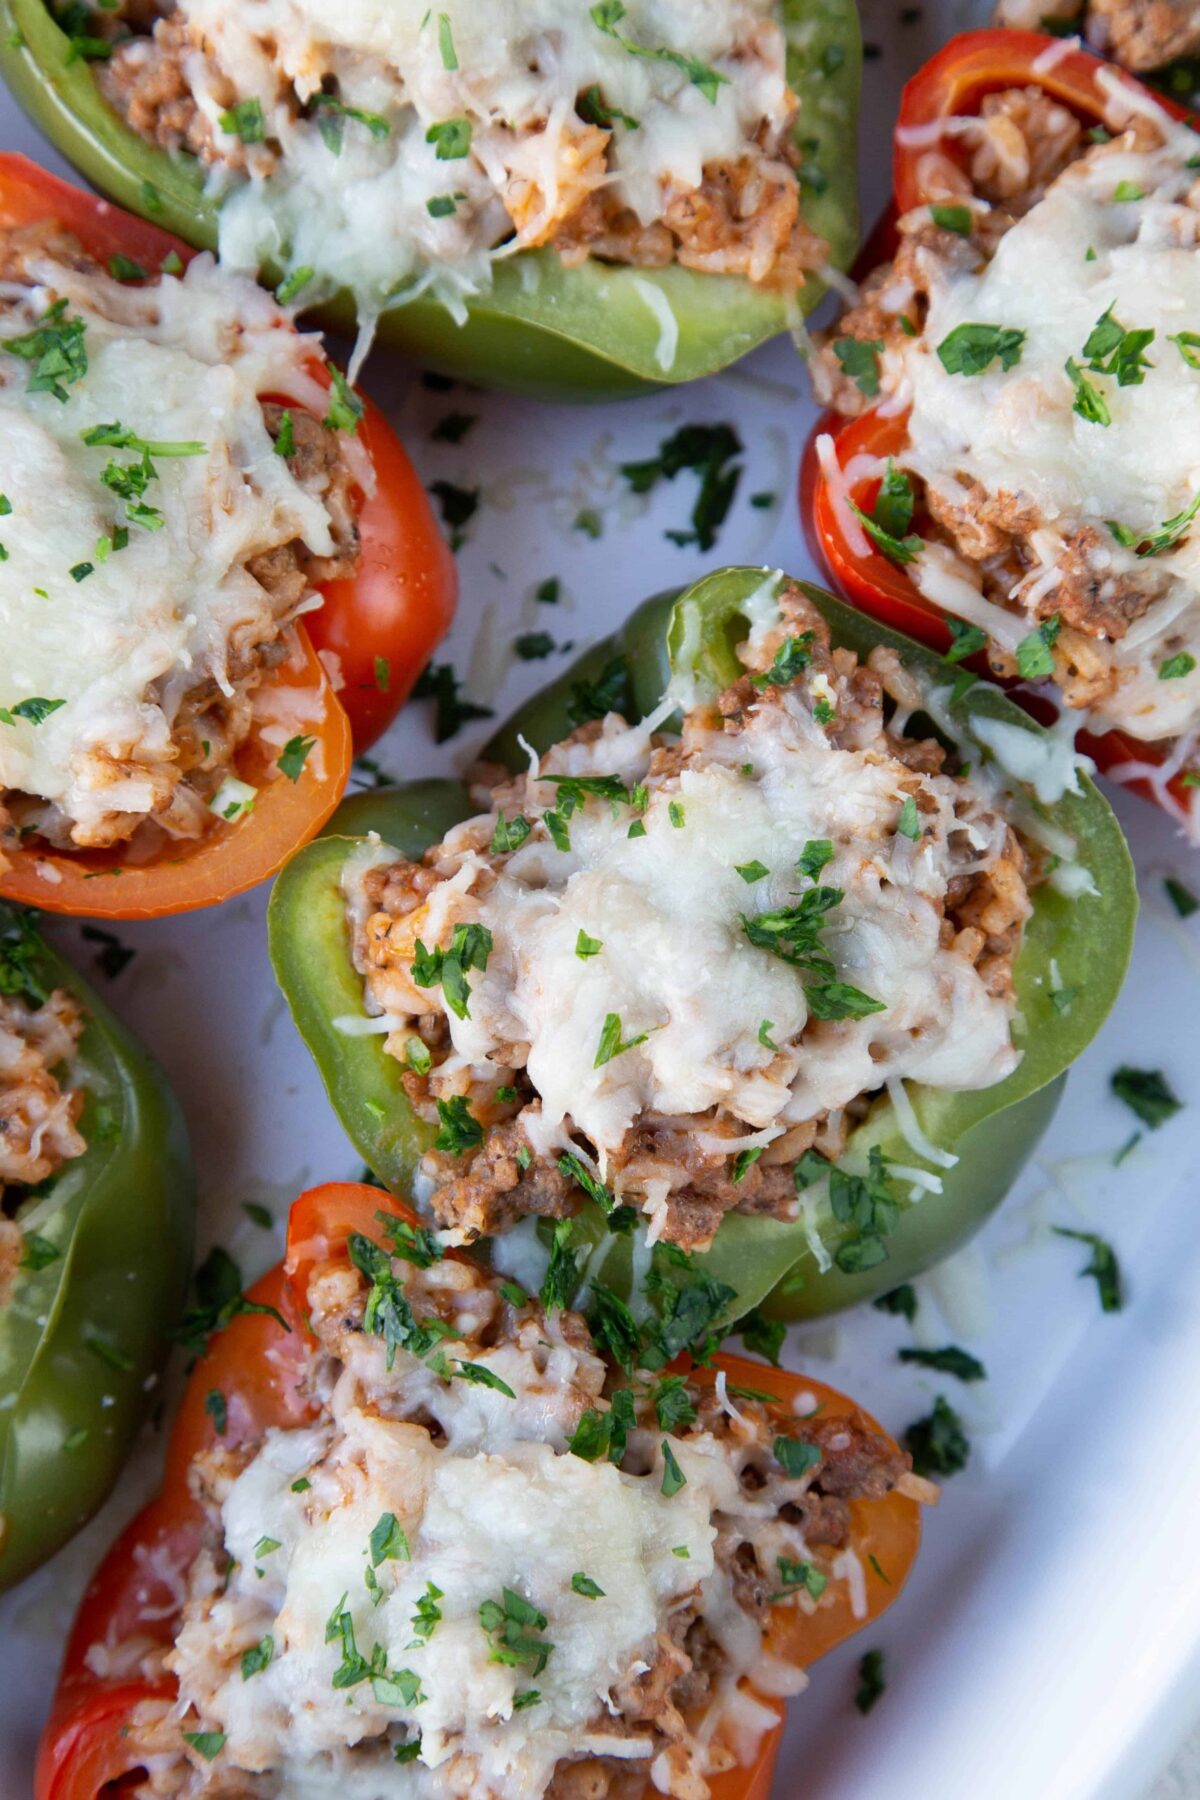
<box><xmin>3</xmin><ymin>4</ymin><xmax>1200</xmax><ymax>1795</ymax></box>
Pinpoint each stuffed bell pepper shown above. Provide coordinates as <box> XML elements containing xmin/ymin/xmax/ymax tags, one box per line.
<box><xmin>0</xmin><ymin>901</ymin><xmax>193</xmax><ymax>1589</ymax></box>
<box><xmin>0</xmin><ymin>0</ymin><xmax>861</xmax><ymax>398</ymax></box>
<box><xmin>0</xmin><ymin>155</ymin><xmax>456</xmax><ymax>920</ymax></box>
<box><xmin>269</xmin><ymin>568</ymin><xmax>1135</xmax><ymax>1326</ymax></box>
<box><xmin>36</xmin><ymin>1179</ymin><xmax>929</xmax><ymax>1800</ymax></box>
<box><xmin>804</xmin><ymin>30</ymin><xmax>1200</xmax><ymax>834</ymax></box>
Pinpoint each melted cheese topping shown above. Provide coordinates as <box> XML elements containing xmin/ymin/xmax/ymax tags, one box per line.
<box><xmin>0</xmin><ymin>253</ymin><xmax>339</xmax><ymax>841</ymax></box>
<box><xmin>897</xmin><ymin>118</ymin><xmax>1200</xmax><ymax>740</ymax></box>
<box><xmin>166</xmin><ymin>0</ymin><xmax>793</xmax><ymax>321</ymax></box>
<box><xmin>348</xmin><ymin>680</ymin><xmax>1020</xmax><ymax>1182</ymax></box>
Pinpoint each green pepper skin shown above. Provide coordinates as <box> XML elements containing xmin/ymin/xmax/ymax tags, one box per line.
<box><xmin>0</xmin><ymin>907</ymin><xmax>194</xmax><ymax>1589</ymax></box>
<box><xmin>269</xmin><ymin>570</ymin><xmax>1136</xmax><ymax>1321</ymax></box>
<box><xmin>0</xmin><ymin>0</ymin><xmax>859</xmax><ymax>398</ymax></box>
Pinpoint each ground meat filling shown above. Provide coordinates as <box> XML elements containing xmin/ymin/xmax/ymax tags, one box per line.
<box><xmin>0</xmin><ymin>224</ymin><xmax>360</xmax><ymax>859</ymax></box>
<box><xmin>813</xmin><ymin>85</ymin><xmax>1200</xmax><ymax>741</ymax></box>
<box><xmin>96</xmin><ymin>0</ymin><xmax>827</xmax><ymax>301</ymax></box>
<box><xmin>348</xmin><ymin>585</ymin><xmax>1033</xmax><ymax>1254</ymax></box>
<box><xmin>0</xmin><ymin>986</ymin><xmax>86</xmax><ymax>1304</ymax></box>
<box><xmin>113</xmin><ymin>1232</ymin><xmax>924</xmax><ymax>1800</ymax></box>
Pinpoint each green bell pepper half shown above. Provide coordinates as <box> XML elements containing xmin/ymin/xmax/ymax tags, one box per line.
<box><xmin>0</xmin><ymin>904</ymin><xmax>194</xmax><ymax>1589</ymax></box>
<box><xmin>268</xmin><ymin>569</ymin><xmax>1136</xmax><ymax>1324</ymax></box>
<box><xmin>0</xmin><ymin>0</ymin><xmax>860</xmax><ymax>399</ymax></box>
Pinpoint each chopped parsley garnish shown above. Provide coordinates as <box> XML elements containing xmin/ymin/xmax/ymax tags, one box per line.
<box><xmin>513</xmin><ymin>1689</ymin><xmax>541</xmax><ymax>1710</ymax></box>
<box><xmin>491</xmin><ymin>811</ymin><xmax>532</xmax><ymax>853</ymax></box>
<box><xmin>1053</xmin><ymin>1227</ymin><xmax>1122</xmax><ymax>1313</ymax></box>
<box><xmin>453</xmin><ymin>1359</ymin><xmax>516</xmax><ymax>1397</ymax></box>
<box><xmin>20</xmin><ymin>1231</ymin><xmax>60</xmax><ymax>1272</ymax></box>
<box><xmin>660</xmin><ymin>1440</ymin><xmax>687</xmax><ymax>1496</ymax></box>
<box><xmin>204</xmin><ymin>1389</ymin><xmax>228</xmax><ymax>1435</ymax></box>
<box><xmin>312</xmin><ymin>93</ymin><xmax>391</xmax><ymax>152</ymax></box>
<box><xmin>575</xmin><ymin>929</ymin><xmax>603</xmax><ymax>960</ymax></box>
<box><xmin>404</xmin><ymin>1036</ymin><xmax>432</xmax><ymax>1075</ymax></box>
<box><xmin>0</xmin><ymin>906</ymin><xmax>50</xmax><ymax>1006</ymax></box>
<box><xmin>276</xmin><ymin>266</ymin><xmax>314</xmax><ymax>305</ymax></box>
<box><xmin>566</xmin><ymin>656</ymin><xmax>630</xmax><ymax>726</ymax></box>
<box><xmin>736</xmin><ymin>860</ymin><xmax>769</xmax><ymax>883</ymax></box>
<box><xmin>107</xmin><ymin>254</ymin><xmax>147</xmax><ymax>282</ymax></box>
<box><xmin>771</xmin><ymin>1557</ymin><xmax>828</xmax><ymax>1603</ymax></box>
<box><xmin>408</xmin><ymin>1581</ymin><xmax>444</xmax><ymax>1645</ymax></box>
<box><xmin>936</xmin><ymin>322</ymin><xmax>1025</xmax><ymax>378</ymax></box>
<box><xmin>668</xmin><ymin>800</ymin><xmax>685</xmax><ymax>828</ymax></box>
<box><xmin>433</xmin><ymin>1094</ymin><xmax>484</xmax><ymax>1154</ymax></box>
<box><xmin>557</xmin><ymin>1151</ymin><xmax>615</xmax><ymax>1215</ymax></box>
<box><xmin>172</xmin><ymin>1245</ymin><xmax>289</xmax><ymax>1358</ymax></box>
<box><xmin>741</xmin><ymin>882</ymin><xmax>885</xmax><ymax>1023</ymax></box>
<box><xmin>757</xmin><ymin>1019</ymin><xmax>779</xmax><ymax>1050</ymax></box>
<box><xmin>254</xmin><ymin>1535</ymin><xmax>281</xmax><ymax>1558</ymax></box>
<box><xmin>348</xmin><ymin>1233</ymin><xmax>452</xmax><ymax>1368</ymax></box>
<box><xmin>413</xmin><ymin>660</ymin><xmax>494</xmax><ymax>742</ymax></box>
<box><xmin>1082</xmin><ymin>305</ymin><xmax>1154</xmax><ymax>387</ymax></box>
<box><xmin>273</xmin><ymin>409</ymin><xmax>295</xmax><ymax>458</ymax></box>
<box><xmin>653</xmin><ymin>1375</ymin><xmax>699</xmax><ymax>1431</ymax></box>
<box><xmin>1170</xmin><ymin>330</ymin><xmax>1200</xmax><ymax>370</ymax></box>
<box><xmin>218</xmin><ymin>97</ymin><xmax>265</xmax><ymax>142</ymax></box>
<box><xmin>1165</xmin><ymin>876</ymin><xmax>1199</xmax><ymax>918</ymax></box>
<box><xmin>620</xmin><ymin>423</ymin><xmax>743</xmax><ymax>551</ymax></box>
<box><xmin>3</xmin><ymin>298</ymin><xmax>88</xmax><ymax>400</ymax></box>
<box><xmin>898</xmin><ymin>1345</ymin><xmax>986</xmax><ymax>1382</ymax></box>
<box><xmin>848</xmin><ymin>461</ymin><xmax>922</xmax><ymax>566</ymax></box>
<box><xmin>276</xmin><ymin>734</ymin><xmax>316</xmax><ymax>783</ymax></box>
<box><xmin>594</xmin><ymin>1011</ymin><xmax>649</xmax><ymax>1067</ymax></box>
<box><xmin>437</xmin><ymin>11</ymin><xmax>457</xmax><ymax>68</ymax></box>
<box><xmin>394</xmin><ymin>1737</ymin><xmax>423</xmax><ymax>1763</ymax></box>
<box><xmin>1112</xmin><ymin>179</ymin><xmax>1145</xmax><ymax>202</ymax></box>
<box><xmin>182</xmin><ymin>1730</ymin><xmax>226</xmax><ymax>1760</ymax></box>
<box><xmin>750</xmin><ymin>632</ymin><xmax>814</xmax><ymax>688</ymax></box>
<box><xmin>577</xmin><ymin>84</ymin><xmax>640</xmax><ymax>130</ymax></box>
<box><xmin>1015</xmin><ymin>614</ymin><xmax>1061</xmax><ymax>681</ymax></box>
<box><xmin>427</xmin><ymin>192</ymin><xmax>466</xmax><ymax>218</ymax></box>
<box><xmin>574</xmin><ymin>507</ymin><xmax>603</xmax><ymax>538</ymax></box>
<box><xmin>1066</xmin><ymin>357</ymin><xmax>1111</xmax><ymax>426</ymax></box>
<box><xmin>292</xmin><ymin>1477</ymin><xmax>311</xmax><ymax>1493</ymax></box>
<box><xmin>774</xmin><ymin>1436</ymin><xmax>821</xmax><ymax>1479</ymax></box>
<box><xmin>323</xmin><ymin>364</ymin><xmax>364</xmax><ymax>435</ymax></box>
<box><xmin>241</xmin><ymin>1635</ymin><xmax>274</xmax><ymax>1680</ymax></box>
<box><xmin>944</xmin><ymin>619</ymin><xmax>988</xmax><ymax>664</ymax></box>
<box><xmin>1111</xmin><ymin>1064</ymin><xmax>1182</xmax><ymax>1129</ymax></box>
<box><xmin>930</xmin><ymin>203</ymin><xmax>972</xmax><ymax>235</ymax></box>
<box><xmin>903</xmin><ymin>1394</ymin><xmax>969</xmax><ymax>1477</ymax></box>
<box><xmin>2</xmin><ymin>698</ymin><xmax>64</xmax><ymax>727</ymax></box>
<box><xmin>369</xmin><ymin>1511</ymin><xmax>411</xmax><ymax>1566</ymax></box>
<box><xmin>1136</xmin><ymin>493</ymin><xmax>1200</xmax><ymax>558</ymax></box>
<box><xmin>797</xmin><ymin>839</ymin><xmax>834</xmax><ymax>880</ymax></box>
<box><xmin>515</xmin><ymin>630</ymin><xmax>556</xmax><ymax>660</ymax></box>
<box><xmin>855</xmin><ymin>1649</ymin><xmax>886</xmax><ymax>1715</ymax></box>
<box><xmin>833</xmin><ymin>336</ymin><xmax>884</xmax><ymax>398</ymax></box>
<box><xmin>874</xmin><ymin>1283</ymin><xmax>918</xmax><ymax>1322</ymax></box>
<box><xmin>1161</xmin><ymin>651</ymin><xmax>1198</xmax><ymax>678</ymax></box>
<box><xmin>480</xmin><ymin>1589</ymin><xmax>554</xmax><ymax>1673</ymax></box>
<box><xmin>590</xmin><ymin>0</ymin><xmax>728</xmax><ymax>103</ymax></box>
<box><xmin>568</xmin><ymin>1393</ymin><xmax>634</xmax><ymax>1464</ymax></box>
<box><xmin>426</xmin><ymin>117</ymin><xmax>471</xmax><ymax>159</ymax></box>
<box><xmin>738</xmin><ymin>1306</ymin><xmax>786</xmax><ymax>1365</ymax></box>
<box><xmin>732</xmin><ymin>1146</ymin><xmax>763</xmax><ymax>1183</ymax></box>
<box><xmin>571</xmin><ymin>1572</ymin><xmax>605</xmax><ymax>1599</ymax></box>
<box><xmin>896</xmin><ymin>795</ymin><xmax>921</xmax><ymax>841</ymax></box>
<box><xmin>412</xmin><ymin>921</ymin><xmax>493</xmax><ymax>1020</ymax></box>
<box><xmin>535</xmin><ymin>576</ymin><xmax>560</xmax><ymax>604</ymax></box>
<box><xmin>428</xmin><ymin>479</ymin><xmax>479</xmax><ymax>550</ymax></box>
